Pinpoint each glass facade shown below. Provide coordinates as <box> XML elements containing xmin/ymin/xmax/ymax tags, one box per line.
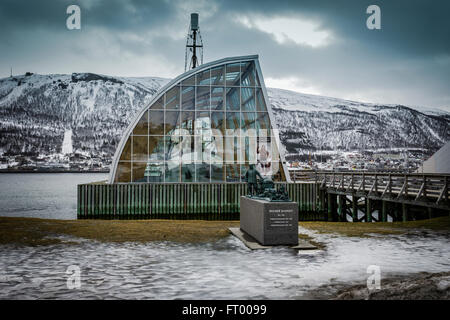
<box><xmin>112</xmin><ymin>58</ymin><xmax>286</xmax><ymax>183</ymax></box>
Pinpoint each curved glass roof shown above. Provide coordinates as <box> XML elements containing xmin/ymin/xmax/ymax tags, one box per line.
<box><xmin>109</xmin><ymin>55</ymin><xmax>288</xmax><ymax>183</ymax></box>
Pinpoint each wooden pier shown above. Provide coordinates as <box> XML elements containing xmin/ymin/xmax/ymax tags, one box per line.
<box><xmin>309</xmin><ymin>172</ymin><xmax>450</xmax><ymax>222</ymax></box>
<box><xmin>77</xmin><ymin>172</ymin><xmax>449</xmax><ymax>221</ymax></box>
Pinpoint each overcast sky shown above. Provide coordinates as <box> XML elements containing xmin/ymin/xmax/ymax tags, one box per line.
<box><xmin>1</xmin><ymin>0</ymin><xmax>449</xmax><ymax>110</ymax></box>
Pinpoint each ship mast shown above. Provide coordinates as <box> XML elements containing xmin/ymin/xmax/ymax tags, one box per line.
<box><xmin>185</xmin><ymin>13</ymin><xmax>204</xmax><ymax>71</ymax></box>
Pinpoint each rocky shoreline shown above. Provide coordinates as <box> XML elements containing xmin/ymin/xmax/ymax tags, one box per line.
<box><xmin>333</xmin><ymin>271</ymin><xmax>450</xmax><ymax>300</ymax></box>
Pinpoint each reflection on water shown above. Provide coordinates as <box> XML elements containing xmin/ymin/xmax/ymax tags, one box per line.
<box><xmin>0</xmin><ymin>173</ymin><xmax>107</xmax><ymax>220</ymax></box>
<box><xmin>0</xmin><ymin>229</ymin><xmax>449</xmax><ymax>299</ymax></box>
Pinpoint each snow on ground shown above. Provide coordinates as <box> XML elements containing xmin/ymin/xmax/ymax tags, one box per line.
<box><xmin>0</xmin><ymin>228</ymin><xmax>448</xmax><ymax>299</ymax></box>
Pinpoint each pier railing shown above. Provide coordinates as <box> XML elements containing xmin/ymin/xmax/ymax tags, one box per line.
<box><xmin>288</xmin><ymin>170</ymin><xmax>449</xmax><ymax>221</ymax></box>
<box><xmin>315</xmin><ymin>172</ymin><xmax>449</xmax><ymax>207</ymax></box>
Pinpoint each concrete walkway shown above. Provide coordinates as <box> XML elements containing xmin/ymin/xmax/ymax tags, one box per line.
<box><xmin>228</xmin><ymin>227</ymin><xmax>318</xmax><ymax>250</ymax></box>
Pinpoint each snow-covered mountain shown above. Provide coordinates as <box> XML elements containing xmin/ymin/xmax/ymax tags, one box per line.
<box><xmin>0</xmin><ymin>73</ymin><xmax>167</xmax><ymax>160</ymax></box>
<box><xmin>0</xmin><ymin>73</ymin><xmax>448</xmax><ymax>168</ymax></box>
<box><xmin>268</xmin><ymin>88</ymin><xmax>449</xmax><ymax>154</ymax></box>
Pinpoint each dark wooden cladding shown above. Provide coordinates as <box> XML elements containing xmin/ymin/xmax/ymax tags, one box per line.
<box><xmin>77</xmin><ymin>182</ymin><xmax>323</xmax><ymax>220</ymax></box>
<box><xmin>77</xmin><ymin>172</ymin><xmax>450</xmax><ymax>221</ymax></box>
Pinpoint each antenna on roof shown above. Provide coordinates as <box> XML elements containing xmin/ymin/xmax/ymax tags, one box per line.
<box><xmin>185</xmin><ymin>13</ymin><xmax>204</xmax><ymax>71</ymax></box>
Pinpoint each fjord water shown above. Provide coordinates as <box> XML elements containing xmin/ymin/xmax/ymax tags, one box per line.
<box><xmin>0</xmin><ymin>173</ymin><xmax>449</xmax><ymax>299</ymax></box>
<box><xmin>0</xmin><ymin>173</ymin><xmax>107</xmax><ymax>219</ymax></box>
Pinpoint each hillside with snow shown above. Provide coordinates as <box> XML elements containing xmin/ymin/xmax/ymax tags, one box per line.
<box><xmin>0</xmin><ymin>72</ymin><xmax>448</xmax><ymax>170</ymax></box>
<box><xmin>0</xmin><ymin>73</ymin><xmax>167</xmax><ymax>161</ymax></box>
<box><xmin>267</xmin><ymin>88</ymin><xmax>449</xmax><ymax>155</ymax></box>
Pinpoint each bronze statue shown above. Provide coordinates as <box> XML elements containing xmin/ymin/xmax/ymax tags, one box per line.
<box><xmin>245</xmin><ymin>164</ymin><xmax>262</xmax><ymax>196</ymax></box>
<box><xmin>244</xmin><ymin>165</ymin><xmax>290</xmax><ymax>202</ymax></box>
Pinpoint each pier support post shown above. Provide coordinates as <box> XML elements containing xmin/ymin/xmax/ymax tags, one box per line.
<box><xmin>338</xmin><ymin>195</ymin><xmax>347</xmax><ymax>222</ymax></box>
<box><xmin>338</xmin><ymin>195</ymin><xmax>342</xmax><ymax>221</ymax></box>
<box><xmin>366</xmin><ymin>198</ymin><xmax>372</xmax><ymax>222</ymax></box>
<box><xmin>352</xmin><ymin>196</ymin><xmax>358</xmax><ymax>222</ymax></box>
<box><xmin>381</xmin><ymin>200</ymin><xmax>388</xmax><ymax>222</ymax></box>
<box><xmin>402</xmin><ymin>203</ymin><xmax>408</xmax><ymax>222</ymax></box>
<box><xmin>393</xmin><ymin>203</ymin><xmax>401</xmax><ymax>222</ymax></box>
<box><xmin>327</xmin><ymin>193</ymin><xmax>337</xmax><ymax>221</ymax></box>
<box><xmin>427</xmin><ymin>207</ymin><xmax>434</xmax><ymax>219</ymax></box>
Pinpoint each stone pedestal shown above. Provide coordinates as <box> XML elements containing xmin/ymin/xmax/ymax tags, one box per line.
<box><xmin>240</xmin><ymin>196</ymin><xmax>298</xmax><ymax>246</ymax></box>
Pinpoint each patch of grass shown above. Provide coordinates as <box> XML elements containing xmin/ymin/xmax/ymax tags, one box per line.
<box><xmin>299</xmin><ymin>216</ymin><xmax>450</xmax><ymax>237</ymax></box>
<box><xmin>0</xmin><ymin>217</ymin><xmax>239</xmax><ymax>246</ymax></box>
<box><xmin>3</xmin><ymin>216</ymin><xmax>447</xmax><ymax>247</ymax></box>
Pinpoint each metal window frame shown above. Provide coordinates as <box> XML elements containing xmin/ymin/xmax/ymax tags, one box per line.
<box><xmin>109</xmin><ymin>55</ymin><xmax>290</xmax><ymax>183</ymax></box>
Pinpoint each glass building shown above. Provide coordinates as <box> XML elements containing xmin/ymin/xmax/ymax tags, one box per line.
<box><xmin>109</xmin><ymin>55</ymin><xmax>289</xmax><ymax>183</ymax></box>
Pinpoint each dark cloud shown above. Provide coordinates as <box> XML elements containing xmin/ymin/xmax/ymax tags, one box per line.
<box><xmin>0</xmin><ymin>0</ymin><xmax>449</xmax><ymax>109</ymax></box>
<box><xmin>0</xmin><ymin>0</ymin><xmax>174</xmax><ymax>30</ymax></box>
<box><xmin>218</xmin><ymin>0</ymin><xmax>450</xmax><ymax>56</ymax></box>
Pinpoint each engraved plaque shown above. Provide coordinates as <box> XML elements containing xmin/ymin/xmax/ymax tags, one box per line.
<box><xmin>240</xmin><ymin>197</ymin><xmax>298</xmax><ymax>246</ymax></box>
